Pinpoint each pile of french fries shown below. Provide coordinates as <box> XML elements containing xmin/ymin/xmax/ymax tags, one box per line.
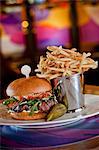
<box><xmin>35</xmin><ymin>46</ymin><xmax>98</xmax><ymax>80</ymax></box>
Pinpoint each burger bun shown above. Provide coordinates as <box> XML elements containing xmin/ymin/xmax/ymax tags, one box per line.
<box><xmin>6</xmin><ymin>76</ymin><xmax>52</xmax><ymax>97</ymax></box>
<box><xmin>10</xmin><ymin>112</ymin><xmax>46</xmax><ymax>120</ymax></box>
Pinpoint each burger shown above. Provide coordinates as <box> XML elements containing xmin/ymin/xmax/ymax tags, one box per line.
<box><xmin>3</xmin><ymin>76</ymin><xmax>57</xmax><ymax>120</ymax></box>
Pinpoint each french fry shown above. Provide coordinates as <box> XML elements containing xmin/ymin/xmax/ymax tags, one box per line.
<box><xmin>35</xmin><ymin>46</ymin><xmax>98</xmax><ymax>80</ymax></box>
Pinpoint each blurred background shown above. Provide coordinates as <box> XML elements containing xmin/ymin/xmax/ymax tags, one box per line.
<box><xmin>0</xmin><ymin>0</ymin><xmax>99</xmax><ymax>98</ymax></box>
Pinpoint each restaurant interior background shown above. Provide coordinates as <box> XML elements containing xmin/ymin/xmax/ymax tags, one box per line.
<box><xmin>0</xmin><ymin>0</ymin><xmax>99</xmax><ymax>99</ymax></box>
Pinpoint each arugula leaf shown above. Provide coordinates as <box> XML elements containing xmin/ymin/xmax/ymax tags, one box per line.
<box><xmin>29</xmin><ymin>101</ymin><xmax>41</xmax><ymax>116</ymax></box>
<box><xmin>27</xmin><ymin>99</ymin><xmax>39</xmax><ymax>106</ymax></box>
<box><xmin>3</xmin><ymin>97</ymin><xmax>18</xmax><ymax>105</ymax></box>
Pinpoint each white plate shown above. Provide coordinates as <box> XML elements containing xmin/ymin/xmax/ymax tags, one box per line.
<box><xmin>0</xmin><ymin>94</ymin><xmax>99</xmax><ymax>128</ymax></box>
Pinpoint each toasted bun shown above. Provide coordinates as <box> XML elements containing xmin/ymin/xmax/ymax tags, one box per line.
<box><xmin>6</xmin><ymin>76</ymin><xmax>52</xmax><ymax>97</ymax></box>
<box><xmin>10</xmin><ymin>112</ymin><xmax>46</xmax><ymax>120</ymax></box>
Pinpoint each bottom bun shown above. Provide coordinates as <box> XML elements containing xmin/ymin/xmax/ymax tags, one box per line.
<box><xmin>10</xmin><ymin>112</ymin><xmax>47</xmax><ymax>120</ymax></box>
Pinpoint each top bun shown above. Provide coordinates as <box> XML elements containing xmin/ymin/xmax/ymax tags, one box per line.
<box><xmin>6</xmin><ymin>76</ymin><xmax>52</xmax><ymax>97</ymax></box>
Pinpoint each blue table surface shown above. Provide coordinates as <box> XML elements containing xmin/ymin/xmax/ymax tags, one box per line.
<box><xmin>0</xmin><ymin>115</ymin><xmax>99</xmax><ymax>150</ymax></box>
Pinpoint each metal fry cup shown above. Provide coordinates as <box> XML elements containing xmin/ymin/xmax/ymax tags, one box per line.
<box><xmin>51</xmin><ymin>73</ymin><xmax>84</xmax><ymax>111</ymax></box>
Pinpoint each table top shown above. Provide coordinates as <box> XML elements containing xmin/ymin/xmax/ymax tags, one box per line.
<box><xmin>53</xmin><ymin>136</ymin><xmax>99</xmax><ymax>150</ymax></box>
<box><xmin>84</xmin><ymin>84</ymin><xmax>99</xmax><ymax>95</ymax></box>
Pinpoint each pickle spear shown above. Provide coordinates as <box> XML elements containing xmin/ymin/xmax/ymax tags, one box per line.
<box><xmin>62</xmin><ymin>95</ymin><xmax>68</xmax><ymax>108</ymax></box>
<box><xmin>47</xmin><ymin>103</ymin><xmax>67</xmax><ymax>121</ymax></box>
